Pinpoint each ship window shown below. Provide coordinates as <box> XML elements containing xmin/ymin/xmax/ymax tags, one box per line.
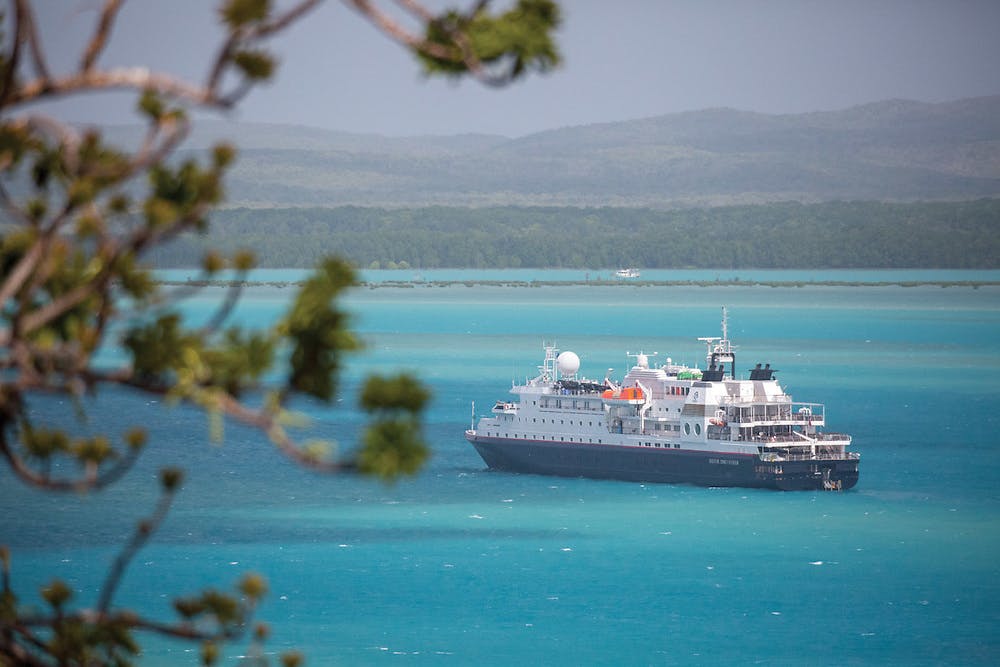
<box><xmin>675</xmin><ymin>444</ymin><xmax>680</xmax><ymax>448</ymax></box>
<box><xmin>695</xmin><ymin>423</ymin><xmax>702</xmax><ymax>435</ymax></box>
<box><xmin>684</xmin><ymin>423</ymin><xmax>691</xmax><ymax>435</ymax></box>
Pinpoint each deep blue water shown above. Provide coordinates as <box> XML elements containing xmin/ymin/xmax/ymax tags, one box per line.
<box><xmin>3</xmin><ymin>275</ymin><xmax>1000</xmax><ymax>665</ymax></box>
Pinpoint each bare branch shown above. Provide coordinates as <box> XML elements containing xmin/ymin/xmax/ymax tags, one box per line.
<box><xmin>14</xmin><ymin>0</ymin><xmax>52</xmax><ymax>84</ymax></box>
<box><xmin>0</xmin><ymin>425</ymin><xmax>143</xmax><ymax>493</ymax></box>
<box><xmin>0</xmin><ymin>229</ymin><xmax>45</xmax><ymax>309</ymax></box>
<box><xmin>345</xmin><ymin>0</ymin><xmax>457</xmax><ymax>61</ymax></box>
<box><xmin>206</xmin><ymin>0</ymin><xmax>323</xmax><ymax>101</ymax></box>
<box><xmin>7</xmin><ymin>67</ymin><xmax>218</xmax><ymax>110</ymax></box>
<box><xmin>216</xmin><ymin>392</ymin><xmax>356</xmax><ymax>473</ymax></box>
<box><xmin>198</xmin><ymin>275</ymin><xmax>247</xmax><ymax>336</ymax></box>
<box><xmin>111</xmin><ymin>112</ymin><xmax>191</xmax><ymax>184</ymax></box>
<box><xmin>98</xmin><ymin>475</ymin><xmax>178</xmax><ymax>613</ymax></box>
<box><xmin>80</xmin><ymin>0</ymin><xmax>126</xmax><ymax>72</ymax></box>
<box><xmin>346</xmin><ymin>0</ymin><xmax>513</xmax><ymax>87</ymax></box>
<box><xmin>393</xmin><ymin>0</ymin><xmax>434</xmax><ymax>22</ymax></box>
<box><xmin>0</xmin><ymin>0</ymin><xmax>26</xmax><ymax>109</ymax></box>
<box><xmin>255</xmin><ymin>0</ymin><xmax>325</xmax><ymax>39</ymax></box>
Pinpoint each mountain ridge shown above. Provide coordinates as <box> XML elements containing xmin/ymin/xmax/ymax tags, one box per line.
<box><xmin>102</xmin><ymin>96</ymin><xmax>1000</xmax><ymax>207</ymax></box>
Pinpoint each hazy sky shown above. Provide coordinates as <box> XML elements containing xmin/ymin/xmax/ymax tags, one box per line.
<box><xmin>27</xmin><ymin>0</ymin><xmax>1000</xmax><ymax>137</ymax></box>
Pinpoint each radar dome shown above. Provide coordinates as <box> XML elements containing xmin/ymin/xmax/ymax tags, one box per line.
<box><xmin>557</xmin><ymin>351</ymin><xmax>580</xmax><ymax>376</ymax></box>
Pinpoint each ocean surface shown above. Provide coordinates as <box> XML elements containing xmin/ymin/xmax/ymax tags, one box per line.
<box><xmin>3</xmin><ymin>270</ymin><xmax>1000</xmax><ymax>665</ymax></box>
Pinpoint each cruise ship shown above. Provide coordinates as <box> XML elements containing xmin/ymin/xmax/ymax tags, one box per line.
<box><xmin>465</xmin><ymin>310</ymin><xmax>859</xmax><ymax>490</ymax></box>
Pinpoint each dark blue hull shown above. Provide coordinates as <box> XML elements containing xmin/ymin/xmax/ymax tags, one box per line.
<box><xmin>466</xmin><ymin>432</ymin><xmax>859</xmax><ymax>491</ymax></box>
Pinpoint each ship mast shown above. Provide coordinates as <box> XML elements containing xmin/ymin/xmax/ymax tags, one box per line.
<box><xmin>698</xmin><ymin>306</ymin><xmax>736</xmax><ymax>379</ymax></box>
<box><xmin>540</xmin><ymin>341</ymin><xmax>559</xmax><ymax>381</ymax></box>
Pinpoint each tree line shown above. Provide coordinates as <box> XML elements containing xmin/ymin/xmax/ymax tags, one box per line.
<box><xmin>146</xmin><ymin>199</ymin><xmax>1000</xmax><ymax>269</ymax></box>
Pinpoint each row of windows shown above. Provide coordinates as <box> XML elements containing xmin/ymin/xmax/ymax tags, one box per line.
<box><xmin>485</xmin><ymin>432</ymin><xmax>684</xmax><ymax>450</ymax></box>
<box><xmin>485</xmin><ymin>432</ymin><xmax>605</xmax><ymax>444</ymax></box>
<box><xmin>535</xmin><ymin>399</ymin><xmax>603</xmax><ymax>410</ymax></box>
<box><xmin>499</xmin><ymin>416</ymin><xmax>704</xmax><ymax>437</ymax></box>
<box><xmin>528</xmin><ymin>417</ymin><xmax>597</xmax><ymax>427</ymax></box>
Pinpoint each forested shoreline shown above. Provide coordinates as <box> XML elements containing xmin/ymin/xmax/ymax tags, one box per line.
<box><xmin>147</xmin><ymin>199</ymin><xmax>1000</xmax><ymax>269</ymax></box>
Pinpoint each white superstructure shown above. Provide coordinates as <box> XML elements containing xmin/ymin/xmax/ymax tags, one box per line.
<box><xmin>469</xmin><ymin>308</ymin><xmax>857</xmax><ymax>480</ymax></box>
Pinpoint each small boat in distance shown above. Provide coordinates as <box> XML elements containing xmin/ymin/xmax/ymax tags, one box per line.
<box><xmin>615</xmin><ymin>268</ymin><xmax>640</xmax><ymax>279</ymax></box>
<box><xmin>465</xmin><ymin>308</ymin><xmax>860</xmax><ymax>490</ymax></box>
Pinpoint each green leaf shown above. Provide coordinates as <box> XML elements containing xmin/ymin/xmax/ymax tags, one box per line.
<box><xmin>358</xmin><ymin>417</ymin><xmax>429</xmax><ymax>481</ymax></box>
<box><xmin>239</xmin><ymin>572</ymin><xmax>268</xmax><ymax>601</ymax></box>
<box><xmin>220</xmin><ymin>0</ymin><xmax>271</xmax><ymax>28</ymax></box>
<box><xmin>138</xmin><ymin>88</ymin><xmax>165</xmax><ymax>120</ymax></box>
<box><xmin>73</xmin><ymin>435</ymin><xmax>115</xmax><ymax>465</ymax></box>
<box><xmin>125</xmin><ymin>428</ymin><xmax>148</xmax><ymax>451</ymax></box>
<box><xmin>420</xmin><ymin>0</ymin><xmax>561</xmax><ymax>80</ymax></box>
<box><xmin>212</xmin><ymin>142</ymin><xmax>237</xmax><ymax>169</ymax></box>
<box><xmin>284</xmin><ymin>258</ymin><xmax>359</xmax><ymax>401</ymax></box>
<box><xmin>233</xmin><ymin>49</ymin><xmax>276</xmax><ymax>81</ymax></box>
<box><xmin>21</xmin><ymin>427</ymin><xmax>70</xmax><ymax>460</ymax></box>
<box><xmin>359</xmin><ymin>373</ymin><xmax>430</xmax><ymax>414</ymax></box>
<box><xmin>41</xmin><ymin>579</ymin><xmax>73</xmax><ymax>608</ymax></box>
<box><xmin>160</xmin><ymin>467</ymin><xmax>184</xmax><ymax>491</ymax></box>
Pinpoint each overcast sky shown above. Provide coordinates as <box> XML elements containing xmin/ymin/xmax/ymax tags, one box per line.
<box><xmin>27</xmin><ymin>0</ymin><xmax>1000</xmax><ymax>137</ymax></box>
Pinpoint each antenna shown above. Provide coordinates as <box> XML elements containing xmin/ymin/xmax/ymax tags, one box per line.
<box><xmin>625</xmin><ymin>350</ymin><xmax>657</xmax><ymax>369</ymax></box>
<box><xmin>699</xmin><ymin>307</ymin><xmax>737</xmax><ymax>379</ymax></box>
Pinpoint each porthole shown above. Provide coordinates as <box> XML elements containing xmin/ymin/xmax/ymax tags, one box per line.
<box><xmin>694</xmin><ymin>423</ymin><xmax>702</xmax><ymax>435</ymax></box>
<box><xmin>683</xmin><ymin>423</ymin><xmax>691</xmax><ymax>435</ymax></box>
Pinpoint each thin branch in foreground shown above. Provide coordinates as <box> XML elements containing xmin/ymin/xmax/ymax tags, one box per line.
<box><xmin>80</xmin><ymin>0</ymin><xmax>126</xmax><ymax>72</ymax></box>
<box><xmin>97</xmin><ymin>468</ymin><xmax>181</xmax><ymax>613</ymax></box>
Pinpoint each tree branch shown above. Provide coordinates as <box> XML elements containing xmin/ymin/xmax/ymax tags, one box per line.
<box><xmin>0</xmin><ymin>425</ymin><xmax>143</xmax><ymax>493</ymax></box>
<box><xmin>0</xmin><ymin>0</ymin><xmax>26</xmax><ymax>109</ymax></box>
<box><xmin>14</xmin><ymin>0</ymin><xmax>52</xmax><ymax>84</ymax></box>
<box><xmin>80</xmin><ymin>0</ymin><xmax>126</xmax><ymax>73</ymax></box>
<box><xmin>6</xmin><ymin>67</ymin><xmax>219</xmax><ymax>110</ymax></box>
<box><xmin>345</xmin><ymin>0</ymin><xmax>458</xmax><ymax>62</ymax></box>
<box><xmin>97</xmin><ymin>473</ymin><xmax>178</xmax><ymax>613</ymax></box>
<box><xmin>205</xmin><ymin>0</ymin><xmax>323</xmax><ymax>102</ymax></box>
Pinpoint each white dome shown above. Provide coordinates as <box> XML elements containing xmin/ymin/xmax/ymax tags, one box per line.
<box><xmin>557</xmin><ymin>351</ymin><xmax>580</xmax><ymax>376</ymax></box>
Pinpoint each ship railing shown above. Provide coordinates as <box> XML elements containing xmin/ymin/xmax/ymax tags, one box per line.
<box><xmin>759</xmin><ymin>449</ymin><xmax>859</xmax><ymax>462</ymax></box>
<box><xmin>745</xmin><ymin>432</ymin><xmax>851</xmax><ymax>445</ymax></box>
<box><xmin>719</xmin><ymin>395</ymin><xmax>794</xmax><ymax>406</ymax></box>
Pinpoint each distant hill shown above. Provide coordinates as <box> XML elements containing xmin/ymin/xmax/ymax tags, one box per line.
<box><xmin>133</xmin><ymin>96</ymin><xmax>1000</xmax><ymax>208</ymax></box>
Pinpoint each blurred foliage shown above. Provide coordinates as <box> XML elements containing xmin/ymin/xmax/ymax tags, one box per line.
<box><xmin>420</xmin><ymin>0</ymin><xmax>561</xmax><ymax>80</ymax></box>
<box><xmin>0</xmin><ymin>0</ymin><xmax>563</xmax><ymax>664</ymax></box>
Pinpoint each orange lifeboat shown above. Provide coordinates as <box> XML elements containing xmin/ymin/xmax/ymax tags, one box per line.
<box><xmin>602</xmin><ymin>386</ymin><xmax>645</xmax><ymax>404</ymax></box>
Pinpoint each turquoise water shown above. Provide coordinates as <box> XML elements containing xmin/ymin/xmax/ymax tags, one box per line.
<box><xmin>3</xmin><ymin>276</ymin><xmax>1000</xmax><ymax>664</ymax></box>
<box><xmin>156</xmin><ymin>267</ymin><xmax>1000</xmax><ymax>285</ymax></box>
